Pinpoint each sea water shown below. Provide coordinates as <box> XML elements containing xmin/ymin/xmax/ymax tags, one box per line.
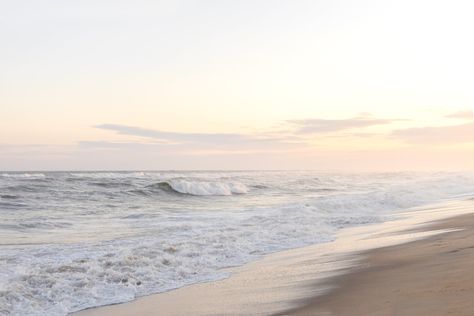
<box><xmin>1</xmin><ymin>171</ymin><xmax>474</xmax><ymax>315</ymax></box>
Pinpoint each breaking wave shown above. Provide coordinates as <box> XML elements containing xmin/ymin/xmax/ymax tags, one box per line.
<box><xmin>156</xmin><ymin>180</ymin><xmax>248</xmax><ymax>196</ymax></box>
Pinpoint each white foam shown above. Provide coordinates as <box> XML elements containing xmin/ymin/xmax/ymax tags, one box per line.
<box><xmin>167</xmin><ymin>179</ymin><xmax>248</xmax><ymax>196</ymax></box>
<box><xmin>1</xmin><ymin>173</ymin><xmax>45</xmax><ymax>178</ymax></box>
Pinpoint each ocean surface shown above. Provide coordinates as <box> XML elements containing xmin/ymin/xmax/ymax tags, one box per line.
<box><xmin>1</xmin><ymin>171</ymin><xmax>474</xmax><ymax>316</ymax></box>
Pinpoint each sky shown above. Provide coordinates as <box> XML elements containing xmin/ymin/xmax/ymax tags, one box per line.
<box><xmin>1</xmin><ymin>0</ymin><xmax>473</xmax><ymax>171</ymax></box>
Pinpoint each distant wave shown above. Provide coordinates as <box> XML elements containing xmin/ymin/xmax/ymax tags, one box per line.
<box><xmin>88</xmin><ymin>181</ymin><xmax>132</xmax><ymax>188</ymax></box>
<box><xmin>69</xmin><ymin>172</ymin><xmax>145</xmax><ymax>179</ymax></box>
<box><xmin>0</xmin><ymin>194</ymin><xmax>19</xmax><ymax>199</ymax></box>
<box><xmin>156</xmin><ymin>179</ymin><xmax>248</xmax><ymax>196</ymax></box>
<box><xmin>250</xmin><ymin>184</ymin><xmax>269</xmax><ymax>189</ymax></box>
<box><xmin>1</xmin><ymin>173</ymin><xmax>45</xmax><ymax>179</ymax></box>
<box><xmin>4</xmin><ymin>184</ymin><xmax>41</xmax><ymax>193</ymax></box>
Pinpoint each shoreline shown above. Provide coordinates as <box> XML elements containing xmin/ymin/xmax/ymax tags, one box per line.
<box><xmin>73</xmin><ymin>199</ymin><xmax>474</xmax><ymax>316</ymax></box>
<box><xmin>281</xmin><ymin>209</ymin><xmax>474</xmax><ymax>315</ymax></box>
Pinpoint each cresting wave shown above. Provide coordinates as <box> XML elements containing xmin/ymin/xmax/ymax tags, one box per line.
<box><xmin>158</xmin><ymin>179</ymin><xmax>248</xmax><ymax>196</ymax></box>
<box><xmin>67</xmin><ymin>173</ymin><xmax>249</xmax><ymax>196</ymax></box>
<box><xmin>1</xmin><ymin>171</ymin><xmax>474</xmax><ymax>316</ymax></box>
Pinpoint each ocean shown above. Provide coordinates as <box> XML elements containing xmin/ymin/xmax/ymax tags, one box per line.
<box><xmin>1</xmin><ymin>171</ymin><xmax>474</xmax><ymax>316</ymax></box>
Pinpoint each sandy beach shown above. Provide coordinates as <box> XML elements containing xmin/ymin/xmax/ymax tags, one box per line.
<box><xmin>283</xmin><ymin>209</ymin><xmax>474</xmax><ymax>315</ymax></box>
<box><xmin>74</xmin><ymin>199</ymin><xmax>474</xmax><ymax>316</ymax></box>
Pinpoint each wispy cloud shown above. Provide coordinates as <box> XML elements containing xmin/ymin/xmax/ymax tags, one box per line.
<box><xmin>94</xmin><ymin>114</ymin><xmax>404</xmax><ymax>150</ymax></box>
<box><xmin>445</xmin><ymin>110</ymin><xmax>473</xmax><ymax>120</ymax></box>
<box><xmin>93</xmin><ymin>124</ymin><xmax>304</xmax><ymax>150</ymax></box>
<box><xmin>287</xmin><ymin>116</ymin><xmax>401</xmax><ymax>134</ymax></box>
<box><xmin>94</xmin><ymin>124</ymin><xmax>250</xmax><ymax>144</ymax></box>
<box><xmin>392</xmin><ymin>122</ymin><xmax>474</xmax><ymax>144</ymax></box>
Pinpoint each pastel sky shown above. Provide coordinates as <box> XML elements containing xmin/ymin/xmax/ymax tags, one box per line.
<box><xmin>1</xmin><ymin>0</ymin><xmax>473</xmax><ymax>171</ymax></box>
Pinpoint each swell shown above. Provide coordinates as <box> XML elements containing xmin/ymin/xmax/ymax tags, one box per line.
<box><xmin>151</xmin><ymin>180</ymin><xmax>249</xmax><ymax>196</ymax></box>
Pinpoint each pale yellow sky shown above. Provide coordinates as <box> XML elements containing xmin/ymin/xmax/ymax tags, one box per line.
<box><xmin>1</xmin><ymin>0</ymin><xmax>473</xmax><ymax>170</ymax></box>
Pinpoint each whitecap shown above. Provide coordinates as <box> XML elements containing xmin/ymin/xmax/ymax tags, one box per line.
<box><xmin>165</xmin><ymin>179</ymin><xmax>248</xmax><ymax>196</ymax></box>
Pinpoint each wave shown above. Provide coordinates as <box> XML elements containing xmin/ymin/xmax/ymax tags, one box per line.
<box><xmin>88</xmin><ymin>181</ymin><xmax>132</xmax><ymax>188</ymax></box>
<box><xmin>156</xmin><ymin>179</ymin><xmax>248</xmax><ymax>196</ymax></box>
<box><xmin>250</xmin><ymin>184</ymin><xmax>269</xmax><ymax>189</ymax></box>
<box><xmin>0</xmin><ymin>194</ymin><xmax>20</xmax><ymax>199</ymax></box>
<box><xmin>4</xmin><ymin>184</ymin><xmax>41</xmax><ymax>193</ymax></box>
<box><xmin>126</xmin><ymin>189</ymin><xmax>151</xmax><ymax>196</ymax></box>
<box><xmin>0</xmin><ymin>201</ymin><xmax>27</xmax><ymax>208</ymax></box>
<box><xmin>1</xmin><ymin>173</ymin><xmax>45</xmax><ymax>179</ymax></box>
<box><xmin>69</xmin><ymin>172</ymin><xmax>145</xmax><ymax>179</ymax></box>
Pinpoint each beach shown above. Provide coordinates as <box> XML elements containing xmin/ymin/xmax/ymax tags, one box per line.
<box><xmin>284</xmin><ymin>206</ymin><xmax>474</xmax><ymax>315</ymax></box>
<box><xmin>74</xmin><ymin>199</ymin><xmax>474</xmax><ymax>316</ymax></box>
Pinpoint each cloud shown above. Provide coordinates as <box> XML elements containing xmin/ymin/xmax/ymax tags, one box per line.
<box><xmin>287</xmin><ymin>116</ymin><xmax>400</xmax><ymax>134</ymax></box>
<box><xmin>94</xmin><ymin>124</ymin><xmax>249</xmax><ymax>144</ymax></box>
<box><xmin>445</xmin><ymin>110</ymin><xmax>473</xmax><ymax>120</ymax></box>
<box><xmin>93</xmin><ymin>124</ymin><xmax>304</xmax><ymax>150</ymax></box>
<box><xmin>94</xmin><ymin>115</ymin><xmax>401</xmax><ymax>150</ymax></box>
<box><xmin>392</xmin><ymin>122</ymin><xmax>474</xmax><ymax>144</ymax></box>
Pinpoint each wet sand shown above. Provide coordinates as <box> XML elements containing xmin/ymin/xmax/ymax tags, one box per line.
<box><xmin>282</xmin><ymin>212</ymin><xmax>474</xmax><ymax>315</ymax></box>
<box><xmin>74</xmin><ymin>200</ymin><xmax>474</xmax><ymax>316</ymax></box>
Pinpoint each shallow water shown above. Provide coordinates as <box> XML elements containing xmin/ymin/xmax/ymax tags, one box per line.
<box><xmin>1</xmin><ymin>171</ymin><xmax>474</xmax><ymax>315</ymax></box>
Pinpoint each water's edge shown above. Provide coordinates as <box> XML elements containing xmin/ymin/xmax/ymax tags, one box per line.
<box><xmin>73</xmin><ymin>198</ymin><xmax>474</xmax><ymax>316</ymax></box>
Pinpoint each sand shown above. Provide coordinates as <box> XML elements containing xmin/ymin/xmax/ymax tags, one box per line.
<box><xmin>282</xmin><ymin>213</ymin><xmax>474</xmax><ymax>315</ymax></box>
<box><xmin>74</xmin><ymin>200</ymin><xmax>474</xmax><ymax>316</ymax></box>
